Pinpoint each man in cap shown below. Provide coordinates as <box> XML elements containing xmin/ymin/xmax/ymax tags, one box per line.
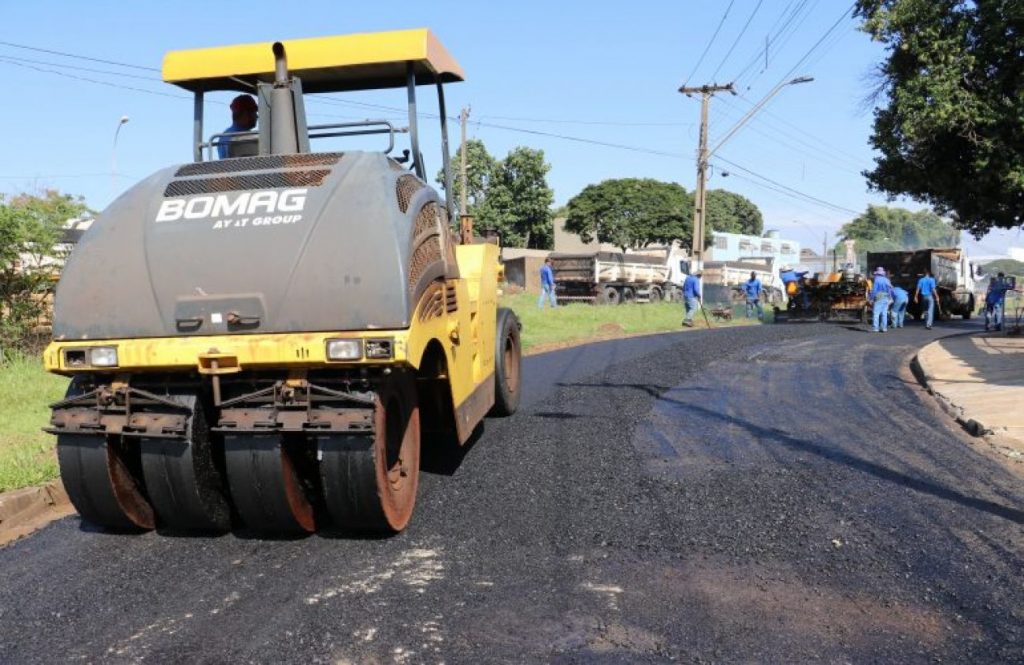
<box><xmin>869</xmin><ymin>266</ymin><xmax>895</xmax><ymax>332</ymax></box>
<box><xmin>217</xmin><ymin>94</ymin><xmax>258</xmax><ymax>159</ymax></box>
<box><xmin>682</xmin><ymin>270</ymin><xmax>703</xmax><ymax>327</ymax></box>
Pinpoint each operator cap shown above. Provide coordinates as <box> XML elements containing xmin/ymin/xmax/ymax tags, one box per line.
<box><xmin>230</xmin><ymin>94</ymin><xmax>258</xmax><ymax>113</ymax></box>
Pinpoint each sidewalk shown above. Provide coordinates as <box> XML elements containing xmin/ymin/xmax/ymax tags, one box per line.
<box><xmin>915</xmin><ymin>333</ymin><xmax>1024</xmax><ymax>454</ymax></box>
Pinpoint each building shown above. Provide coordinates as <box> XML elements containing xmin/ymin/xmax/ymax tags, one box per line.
<box><xmin>552</xmin><ymin>217</ymin><xmax>617</xmax><ymax>253</ymax></box>
<box><xmin>707</xmin><ymin>230</ymin><xmax>800</xmax><ymax>266</ymax></box>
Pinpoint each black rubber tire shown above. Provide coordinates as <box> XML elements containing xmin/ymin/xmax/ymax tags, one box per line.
<box><xmin>621</xmin><ymin>287</ymin><xmax>636</xmax><ymax>304</ymax></box>
<box><xmin>603</xmin><ymin>286</ymin><xmax>621</xmax><ymax>305</ymax></box>
<box><xmin>320</xmin><ymin>375</ymin><xmax>421</xmax><ymax>532</ymax></box>
<box><xmin>225</xmin><ymin>433</ymin><xmax>317</xmax><ymax>534</ymax></box>
<box><xmin>141</xmin><ymin>396</ymin><xmax>232</xmax><ymax>532</ymax></box>
<box><xmin>648</xmin><ymin>287</ymin><xmax>663</xmax><ymax>303</ymax></box>
<box><xmin>491</xmin><ymin>308</ymin><xmax>522</xmax><ymax>417</ymax></box>
<box><xmin>58</xmin><ymin>434</ymin><xmax>155</xmax><ymax>531</ymax></box>
<box><xmin>55</xmin><ymin>377</ymin><xmax>154</xmax><ymax>531</ymax></box>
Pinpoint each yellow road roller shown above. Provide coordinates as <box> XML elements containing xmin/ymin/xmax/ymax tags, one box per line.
<box><xmin>43</xmin><ymin>29</ymin><xmax>521</xmax><ymax>534</ymax></box>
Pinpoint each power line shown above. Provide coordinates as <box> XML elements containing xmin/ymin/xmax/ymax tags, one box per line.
<box><xmin>472</xmin><ymin>114</ymin><xmax>692</xmax><ymax>128</ymax></box>
<box><xmin>731</xmin><ymin>0</ymin><xmax>814</xmax><ymax>85</ymax></box>
<box><xmin>710</xmin><ymin>0</ymin><xmax>765</xmax><ymax>81</ymax></box>
<box><xmin>0</xmin><ymin>40</ymin><xmax>159</xmax><ymax>72</ymax></box>
<box><xmin>772</xmin><ymin>2</ymin><xmax>855</xmax><ymax>86</ymax></box>
<box><xmin>0</xmin><ymin>58</ymin><xmax>191</xmax><ymax>100</ymax></box>
<box><xmin>714</xmin><ymin>155</ymin><xmax>861</xmax><ymax>215</ymax></box>
<box><xmin>0</xmin><ymin>54</ymin><xmax>158</xmax><ymax>81</ymax></box>
<box><xmin>682</xmin><ymin>0</ymin><xmax>736</xmax><ymax>86</ymax></box>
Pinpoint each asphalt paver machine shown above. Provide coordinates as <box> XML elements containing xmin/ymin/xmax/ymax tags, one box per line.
<box><xmin>44</xmin><ymin>29</ymin><xmax>522</xmax><ymax>534</ymax></box>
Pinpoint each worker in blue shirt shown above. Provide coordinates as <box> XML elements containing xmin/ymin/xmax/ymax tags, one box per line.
<box><xmin>890</xmin><ymin>285</ymin><xmax>910</xmax><ymax>328</ymax></box>
<box><xmin>984</xmin><ymin>272</ymin><xmax>1015</xmax><ymax>331</ymax></box>
<box><xmin>914</xmin><ymin>269</ymin><xmax>941</xmax><ymax>329</ymax></box>
<box><xmin>682</xmin><ymin>270</ymin><xmax>703</xmax><ymax>327</ymax></box>
<box><xmin>216</xmin><ymin>95</ymin><xmax>258</xmax><ymax>159</ymax></box>
<box><xmin>743</xmin><ymin>271</ymin><xmax>763</xmax><ymax>320</ymax></box>
<box><xmin>538</xmin><ymin>257</ymin><xmax>557</xmax><ymax>308</ymax></box>
<box><xmin>870</xmin><ymin>267</ymin><xmax>895</xmax><ymax>332</ymax></box>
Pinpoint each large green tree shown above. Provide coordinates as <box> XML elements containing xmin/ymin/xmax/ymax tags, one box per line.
<box><xmin>705</xmin><ymin>189</ymin><xmax>764</xmax><ymax>236</ymax></box>
<box><xmin>437</xmin><ymin>141</ymin><xmax>554</xmax><ymax>248</ymax></box>
<box><xmin>0</xmin><ymin>190</ymin><xmax>90</xmax><ymax>355</ymax></box>
<box><xmin>836</xmin><ymin>205</ymin><xmax>959</xmax><ymax>259</ymax></box>
<box><xmin>564</xmin><ymin>178</ymin><xmax>700</xmax><ymax>252</ymax></box>
<box><xmin>856</xmin><ymin>0</ymin><xmax>1024</xmax><ymax>236</ymax></box>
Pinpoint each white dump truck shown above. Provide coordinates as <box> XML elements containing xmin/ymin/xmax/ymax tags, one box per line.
<box><xmin>551</xmin><ymin>250</ymin><xmax>689</xmax><ymax>304</ymax></box>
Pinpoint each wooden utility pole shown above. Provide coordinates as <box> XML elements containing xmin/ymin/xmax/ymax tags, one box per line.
<box><xmin>459</xmin><ymin>106</ymin><xmax>474</xmax><ymax>244</ymax></box>
<box><xmin>679</xmin><ymin>83</ymin><xmax>734</xmax><ymax>272</ymax></box>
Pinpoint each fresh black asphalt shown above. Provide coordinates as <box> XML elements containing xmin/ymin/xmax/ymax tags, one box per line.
<box><xmin>1</xmin><ymin>319</ymin><xmax>1021</xmax><ymax>663</ymax></box>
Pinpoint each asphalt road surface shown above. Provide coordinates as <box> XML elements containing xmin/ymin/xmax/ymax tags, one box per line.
<box><xmin>2</xmin><ymin>319</ymin><xmax>1022</xmax><ymax>664</ymax></box>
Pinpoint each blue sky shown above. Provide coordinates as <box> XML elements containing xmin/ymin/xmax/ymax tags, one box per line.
<box><xmin>2</xmin><ymin>0</ymin><xmax>1020</xmax><ymax>259</ymax></box>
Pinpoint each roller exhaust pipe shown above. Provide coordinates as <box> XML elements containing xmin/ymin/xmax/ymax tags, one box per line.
<box><xmin>270</xmin><ymin>42</ymin><xmax>299</xmax><ymax>154</ymax></box>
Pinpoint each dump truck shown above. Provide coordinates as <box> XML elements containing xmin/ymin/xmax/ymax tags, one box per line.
<box><xmin>551</xmin><ymin>250</ymin><xmax>686</xmax><ymax>304</ymax></box>
<box><xmin>43</xmin><ymin>29</ymin><xmax>521</xmax><ymax>535</ymax></box>
<box><xmin>867</xmin><ymin>248</ymin><xmax>975</xmax><ymax>319</ymax></box>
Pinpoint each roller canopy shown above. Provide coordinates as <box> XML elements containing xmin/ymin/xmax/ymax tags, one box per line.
<box><xmin>162</xmin><ymin>28</ymin><xmax>464</xmax><ymax>93</ymax></box>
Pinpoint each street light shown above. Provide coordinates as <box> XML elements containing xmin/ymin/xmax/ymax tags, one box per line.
<box><xmin>111</xmin><ymin>115</ymin><xmax>130</xmax><ymax>198</ymax></box>
<box><xmin>686</xmin><ymin>76</ymin><xmax>813</xmax><ymax>272</ymax></box>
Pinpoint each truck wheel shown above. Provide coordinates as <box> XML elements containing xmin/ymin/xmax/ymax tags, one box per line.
<box><xmin>648</xmin><ymin>287</ymin><xmax>663</xmax><ymax>303</ymax></box>
<box><xmin>602</xmin><ymin>286</ymin><xmax>620</xmax><ymax>305</ymax></box>
<box><xmin>621</xmin><ymin>287</ymin><xmax>636</xmax><ymax>304</ymax></box>
<box><xmin>491</xmin><ymin>308</ymin><xmax>522</xmax><ymax>416</ymax></box>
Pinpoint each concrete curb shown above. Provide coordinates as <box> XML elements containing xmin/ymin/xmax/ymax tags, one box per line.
<box><xmin>0</xmin><ymin>479</ymin><xmax>73</xmax><ymax>546</ymax></box>
<box><xmin>911</xmin><ymin>331</ymin><xmax>1000</xmax><ymax>439</ymax></box>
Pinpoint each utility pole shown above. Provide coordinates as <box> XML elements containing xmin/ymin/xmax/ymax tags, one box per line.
<box><xmin>823</xmin><ymin>232</ymin><xmax>828</xmax><ymax>275</ymax></box>
<box><xmin>679</xmin><ymin>84</ymin><xmax>735</xmax><ymax>272</ymax></box>
<box><xmin>459</xmin><ymin>106</ymin><xmax>473</xmax><ymax>244</ymax></box>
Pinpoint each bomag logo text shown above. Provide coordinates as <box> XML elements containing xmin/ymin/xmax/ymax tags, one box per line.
<box><xmin>156</xmin><ymin>188</ymin><xmax>308</xmax><ymax>223</ymax></box>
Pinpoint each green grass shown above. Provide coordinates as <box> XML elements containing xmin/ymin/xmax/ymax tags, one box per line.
<box><xmin>500</xmin><ymin>292</ymin><xmax>764</xmax><ymax>352</ymax></box>
<box><xmin>0</xmin><ymin>355</ymin><xmax>68</xmax><ymax>492</ymax></box>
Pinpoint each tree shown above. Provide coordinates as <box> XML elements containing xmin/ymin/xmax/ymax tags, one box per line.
<box><xmin>856</xmin><ymin>0</ymin><xmax>1024</xmax><ymax>236</ymax></box>
<box><xmin>435</xmin><ymin>138</ymin><xmax>498</xmax><ymax>214</ymax></box>
<box><xmin>479</xmin><ymin>147</ymin><xmax>555</xmax><ymax>248</ymax></box>
<box><xmin>980</xmin><ymin>259</ymin><xmax>1024</xmax><ymax>279</ymax></box>
<box><xmin>438</xmin><ymin>141</ymin><xmax>555</xmax><ymax>248</ymax></box>
<box><xmin>836</xmin><ymin>205</ymin><xmax>959</xmax><ymax>260</ymax></box>
<box><xmin>564</xmin><ymin>178</ymin><xmax>700</xmax><ymax>253</ymax></box>
<box><xmin>705</xmin><ymin>189</ymin><xmax>764</xmax><ymax>236</ymax></box>
<box><xmin>0</xmin><ymin>190</ymin><xmax>90</xmax><ymax>356</ymax></box>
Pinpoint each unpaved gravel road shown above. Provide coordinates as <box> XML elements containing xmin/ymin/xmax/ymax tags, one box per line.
<box><xmin>1</xmin><ymin>320</ymin><xmax>1021</xmax><ymax>664</ymax></box>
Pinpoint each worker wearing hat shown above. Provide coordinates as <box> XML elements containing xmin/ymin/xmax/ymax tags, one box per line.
<box><xmin>216</xmin><ymin>94</ymin><xmax>258</xmax><ymax>159</ymax></box>
<box><xmin>869</xmin><ymin>266</ymin><xmax>895</xmax><ymax>332</ymax></box>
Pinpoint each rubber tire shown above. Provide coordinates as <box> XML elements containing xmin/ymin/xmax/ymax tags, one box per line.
<box><xmin>603</xmin><ymin>286</ymin><xmax>621</xmax><ymax>305</ymax></box>
<box><xmin>320</xmin><ymin>375</ymin><xmax>421</xmax><ymax>532</ymax></box>
<box><xmin>648</xmin><ymin>287</ymin><xmax>663</xmax><ymax>303</ymax></box>
<box><xmin>491</xmin><ymin>307</ymin><xmax>522</xmax><ymax>417</ymax></box>
<box><xmin>621</xmin><ymin>287</ymin><xmax>636</xmax><ymax>304</ymax></box>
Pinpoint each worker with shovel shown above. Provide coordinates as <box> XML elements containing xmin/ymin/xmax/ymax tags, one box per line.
<box><xmin>682</xmin><ymin>270</ymin><xmax>704</xmax><ymax>327</ymax></box>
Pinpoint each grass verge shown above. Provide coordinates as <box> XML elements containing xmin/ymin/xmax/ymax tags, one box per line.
<box><xmin>0</xmin><ymin>355</ymin><xmax>68</xmax><ymax>492</ymax></box>
<box><xmin>500</xmin><ymin>292</ymin><xmax>765</xmax><ymax>353</ymax></box>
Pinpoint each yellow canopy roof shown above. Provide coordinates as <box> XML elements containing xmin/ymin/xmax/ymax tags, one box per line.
<box><xmin>162</xmin><ymin>28</ymin><xmax>464</xmax><ymax>93</ymax></box>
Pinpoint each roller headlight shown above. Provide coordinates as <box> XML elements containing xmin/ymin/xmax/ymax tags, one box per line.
<box><xmin>88</xmin><ymin>346</ymin><xmax>119</xmax><ymax>367</ymax></box>
<box><xmin>326</xmin><ymin>339</ymin><xmax>362</xmax><ymax>361</ymax></box>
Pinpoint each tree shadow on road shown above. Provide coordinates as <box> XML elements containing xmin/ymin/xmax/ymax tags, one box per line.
<box><xmin>560</xmin><ymin>380</ymin><xmax>1024</xmax><ymax>526</ymax></box>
